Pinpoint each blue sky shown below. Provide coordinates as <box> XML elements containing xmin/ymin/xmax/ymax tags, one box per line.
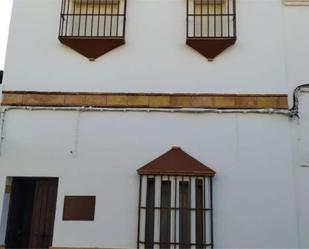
<box><xmin>0</xmin><ymin>0</ymin><xmax>13</xmax><ymax>70</ymax></box>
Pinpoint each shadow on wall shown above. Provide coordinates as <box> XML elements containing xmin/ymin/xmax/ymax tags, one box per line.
<box><xmin>0</xmin><ymin>71</ymin><xmax>3</xmax><ymax>84</ymax></box>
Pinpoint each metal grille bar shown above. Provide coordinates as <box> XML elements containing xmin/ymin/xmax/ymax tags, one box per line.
<box><xmin>59</xmin><ymin>0</ymin><xmax>127</xmax><ymax>38</ymax></box>
<box><xmin>187</xmin><ymin>0</ymin><xmax>236</xmax><ymax>38</ymax></box>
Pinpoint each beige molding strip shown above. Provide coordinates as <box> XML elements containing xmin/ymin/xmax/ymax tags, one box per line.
<box><xmin>50</xmin><ymin>247</ymin><xmax>128</xmax><ymax>249</ymax></box>
<box><xmin>1</xmin><ymin>91</ymin><xmax>288</xmax><ymax>109</ymax></box>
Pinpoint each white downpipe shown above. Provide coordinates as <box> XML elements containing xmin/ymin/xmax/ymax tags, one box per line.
<box><xmin>0</xmin><ymin>109</ymin><xmax>6</xmax><ymax>156</ymax></box>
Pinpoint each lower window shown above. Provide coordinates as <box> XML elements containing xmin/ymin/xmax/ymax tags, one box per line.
<box><xmin>137</xmin><ymin>175</ymin><xmax>214</xmax><ymax>249</ymax></box>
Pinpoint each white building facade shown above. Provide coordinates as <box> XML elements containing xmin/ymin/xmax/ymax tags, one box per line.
<box><xmin>0</xmin><ymin>0</ymin><xmax>309</xmax><ymax>248</ymax></box>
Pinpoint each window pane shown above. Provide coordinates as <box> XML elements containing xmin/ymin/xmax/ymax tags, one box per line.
<box><xmin>145</xmin><ymin>178</ymin><xmax>155</xmax><ymax>249</ymax></box>
<box><xmin>160</xmin><ymin>181</ymin><xmax>171</xmax><ymax>249</ymax></box>
<box><xmin>179</xmin><ymin>181</ymin><xmax>191</xmax><ymax>249</ymax></box>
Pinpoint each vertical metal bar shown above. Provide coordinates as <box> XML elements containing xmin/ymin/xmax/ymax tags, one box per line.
<box><xmin>71</xmin><ymin>0</ymin><xmax>76</xmax><ymax>36</ymax></box>
<box><xmin>115</xmin><ymin>0</ymin><xmax>120</xmax><ymax>36</ymax></box>
<box><xmin>97</xmin><ymin>0</ymin><xmax>102</xmax><ymax>36</ymax></box>
<box><xmin>233</xmin><ymin>0</ymin><xmax>236</xmax><ymax>37</ymax></box>
<box><xmin>91</xmin><ymin>0</ymin><xmax>95</xmax><ymax>36</ymax></box>
<box><xmin>159</xmin><ymin>175</ymin><xmax>162</xmax><ymax>247</ymax></box>
<box><xmin>65</xmin><ymin>0</ymin><xmax>71</xmax><ymax>36</ymax></box>
<box><xmin>200</xmin><ymin>0</ymin><xmax>203</xmax><ymax>37</ymax></box>
<box><xmin>103</xmin><ymin>0</ymin><xmax>108</xmax><ymax>36</ymax></box>
<box><xmin>220</xmin><ymin>0</ymin><xmax>223</xmax><ymax>37</ymax></box>
<box><xmin>84</xmin><ymin>0</ymin><xmax>89</xmax><ymax>36</ymax></box>
<box><xmin>174</xmin><ymin>176</ymin><xmax>177</xmax><ymax>249</ymax></box>
<box><xmin>189</xmin><ymin>176</ymin><xmax>192</xmax><ymax>247</ymax></box>
<box><xmin>77</xmin><ymin>0</ymin><xmax>82</xmax><ymax>36</ymax></box>
<box><xmin>210</xmin><ymin>177</ymin><xmax>214</xmax><ymax>249</ymax></box>
<box><xmin>145</xmin><ymin>176</ymin><xmax>150</xmax><ymax>248</ymax></box>
<box><xmin>186</xmin><ymin>0</ymin><xmax>189</xmax><ymax>38</ymax></box>
<box><xmin>214</xmin><ymin>0</ymin><xmax>216</xmax><ymax>37</ymax></box>
<box><xmin>137</xmin><ymin>175</ymin><xmax>142</xmax><ymax>249</ymax></box>
<box><xmin>227</xmin><ymin>0</ymin><xmax>230</xmax><ymax>37</ymax></box>
<box><xmin>193</xmin><ymin>0</ymin><xmax>196</xmax><ymax>37</ymax></box>
<box><xmin>203</xmin><ymin>177</ymin><xmax>206</xmax><ymax>249</ymax></box>
<box><xmin>167</xmin><ymin>175</ymin><xmax>171</xmax><ymax>249</ymax></box>
<box><xmin>123</xmin><ymin>0</ymin><xmax>127</xmax><ymax>37</ymax></box>
<box><xmin>195</xmin><ymin>178</ymin><xmax>204</xmax><ymax>249</ymax></box>
<box><xmin>207</xmin><ymin>0</ymin><xmax>209</xmax><ymax>37</ymax></box>
<box><xmin>110</xmin><ymin>0</ymin><xmax>114</xmax><ymax>36</ymax></box>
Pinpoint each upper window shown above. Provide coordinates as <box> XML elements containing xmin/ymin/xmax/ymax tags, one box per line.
<box><xmin>186</xmin><ymin>0</ymin><xmax>237</xmax><ymax>61</ymax></box>
<box><xmin>59</xmin><ymin>0</ymin><xmax>127</xmax><ymax>60</ymax></box>
<box><xmin>137</xmin><ymin>147</ymin><xmax>216</xmax><ymax>249</ymax></box>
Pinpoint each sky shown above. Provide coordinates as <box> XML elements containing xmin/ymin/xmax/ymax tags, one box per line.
<box><xmin>0</xmin><ymin>0</ymin><xmax>13</xmax><ymax>70</ymax></box>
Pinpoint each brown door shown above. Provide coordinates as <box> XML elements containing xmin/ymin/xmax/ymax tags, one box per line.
<box><xmin>28</xmin><ymin>178</ymin><xmax>58</xmax><ymax>248</ymax></box>
<box><xmin>5</xmin><ymin>178</ymin><xmax>58</xmax><ymax>249</ymax></box>
<box><xmin>5</xmin><ymin>178</ymin><xmax>36</xmax><ymax>248</ymax></box>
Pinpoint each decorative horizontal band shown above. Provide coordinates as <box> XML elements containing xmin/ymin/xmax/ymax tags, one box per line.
<box><xmin>50</xmin><ymin>247</ymin><xmax>122</xmax><ymax>249</ymax></box>
<box><xmin>1</xmin><ymin>91</ymin><xmax>288</xmax><ymax>109</ymax></box>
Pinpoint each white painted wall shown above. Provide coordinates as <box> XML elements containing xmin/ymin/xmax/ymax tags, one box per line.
<box><xmin>294</xmin><ymin>97</ymin><xmax>309</xmax><ymax>248</ymax></box>
<box><xmin>2</xmin><ymin>0</ymin><xmax>289</xmax><ymax>94</ymax></box>
<box><xmin>0</xmin><ymin>111</ymin><xmax>299</xmax><ymax>248</ymax></box>
<box><xmin>282</xmin><ymin>5</ymin><xmax>309</xmax><ymax>248</ymax></box>
<box><xmin>1</xmin><ymin>0</ymin><xmax>309</xmax><ymax>248</ymax></box>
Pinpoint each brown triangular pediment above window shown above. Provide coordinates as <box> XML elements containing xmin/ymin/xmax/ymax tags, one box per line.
<box><xmin>137</xmin><ymin>147</ymin><xmax>216</xmax><ymax>176</ymax></box>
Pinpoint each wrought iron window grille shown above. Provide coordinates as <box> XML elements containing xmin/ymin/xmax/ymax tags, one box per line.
<box><xmin>186</xmin><ymin>0</ymin><xmax>237</xmax><ymax>61</ymax></box>
<box><xmin>137</xmin><ymin>175</ymin><xmax>214</xmax><ymax>249</ymax></box>
<box><xmin>136</xmin><ymin>147</ymin><xmax>216</xmax><ymax>249</ymax></box>
<box><xmin>59</xmin><ymin>0</ymin><xmax>127</xmax><ymax>60</ymax></box>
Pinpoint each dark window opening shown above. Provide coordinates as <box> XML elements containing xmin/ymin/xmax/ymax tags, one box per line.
<box><xmin>145</xmin><ymin>178</ymin><xmax>155</xmax><ymax>249</ymax></box>
<box><xmin>196</xmin><ymin>179</ymin><xmax>204</xmax><ymax>249</ymax></box>
<box><xmin>179</xmin><ymin>181</ymin><xmax>191</xmax><ymax>249</ymax></box>
<box><xmin>160</xmin><ymin>180</ymin><xmax>171</xmax><ymax>249</ymax></box>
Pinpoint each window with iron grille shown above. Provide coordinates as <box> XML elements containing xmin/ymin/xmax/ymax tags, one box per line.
<box><xmin>186</xmin><ymin>0</ymin><xmax>236</xmax><ymax>61</ymax></box>
<box><xmin>59</xmin><ymin>0</ymin><xmax>127</xmax><ymax>60</ymax></box>
<box><xmin>137</xmin><ymin>147</ymin><xmax>216</xmax><ymax>249</ymax></box>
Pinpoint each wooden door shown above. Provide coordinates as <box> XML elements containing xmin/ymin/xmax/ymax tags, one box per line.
<box><xmin>5</xmin><ymin>178</ymin><xmax>36</xmax><ymax>249</ymax></box>
<box><xmin>28</xmin><ymin>178</ymin><xmax>58</xmax><ymax>249</ymax></box>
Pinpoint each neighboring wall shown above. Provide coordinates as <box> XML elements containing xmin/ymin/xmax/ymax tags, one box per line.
<box><xmin>283</xmin><ymin>4</ymin><xmax>309</xmax><ymax>248</ymax></box>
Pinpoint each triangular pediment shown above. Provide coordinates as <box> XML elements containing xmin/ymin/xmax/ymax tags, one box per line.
<box><xmin>186</xmin><ymin>37</ymin><xmax>236</xmax><ymax>61</ymax></box>
<box><xmin>59</xmin><ymin>37</ymin><xmax>125</xmax><ymax>60</ymax></box>
<box><xmin>137</xmin><ymin>147</ymin><xmax>215</xmax><ymax>176</ymax></box>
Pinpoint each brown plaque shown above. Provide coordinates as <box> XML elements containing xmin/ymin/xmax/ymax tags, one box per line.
<box><xmin>63</xmin><ymin>196</ymin><xmax>96</xmax><ymax>221</ymax></box>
